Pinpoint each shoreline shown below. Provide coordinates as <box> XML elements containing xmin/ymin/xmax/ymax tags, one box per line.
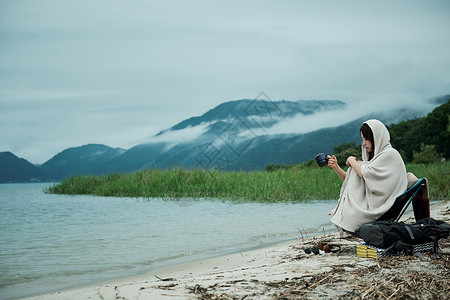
<box><xmin>22</xmin><ymin>200</ymin><xmax>449</xmax><ymax>299</ymax></box>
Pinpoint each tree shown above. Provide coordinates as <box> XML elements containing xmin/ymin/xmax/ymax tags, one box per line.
<box><xmin>388</xmin><ymin>99</ymin><xmax>449</xmax><ymax>162</ymax></box>
<box><xmin>413</xmin><ymin>144</ymin><xmax>442</xmax><ymax>164</ymax></box>
<box><xmin>333</xmin><ymin>142</ymin><xmax>360</xmax><ymax>167</ymax></box>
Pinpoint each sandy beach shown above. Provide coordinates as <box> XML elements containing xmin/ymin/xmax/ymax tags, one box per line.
<box><xmin>23</xmin><ymin>201</ymin><xmax>449</xmax><ymax>300</ymax></box>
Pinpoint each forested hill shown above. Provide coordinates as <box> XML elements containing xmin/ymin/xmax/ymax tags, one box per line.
<box><xmin>300</xmin><ymin>98</ymin><xmax>449</xmax><ymax>169</ymax></box>
<box><xmin>0</xmin><ymin>152</ymin><xmax>43</xmax><ymax>182</ymax></box>
<box><xmin>388</xmin><ymin>97</ymin><xmax>449</xmax><ymax>162</ymax></box>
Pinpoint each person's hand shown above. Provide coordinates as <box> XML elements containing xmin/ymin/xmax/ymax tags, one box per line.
<box><xmin>327</xmin><ymin>155</ymin><xmax>338</xmax><ymax>169</ymax></box>
<box><xmin>346</xmin><ymin>156</ymin><xmax>357</xmax><ymax>168</ymax></box>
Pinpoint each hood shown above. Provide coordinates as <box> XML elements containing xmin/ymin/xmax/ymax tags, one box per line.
<box><xmin>362</xmin><ymin>119</ymin><xmax>391</xmax><ymax>161</ymax></box>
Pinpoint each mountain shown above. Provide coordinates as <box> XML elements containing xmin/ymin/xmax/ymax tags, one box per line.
<box><xmin>0</xmin><ymin>152</ymin><xmax>43</xmax><ymax>183</ymax></box>
<box><xmin>158</xmin><ymin>99</ymin><xmax>346</xmax><ymax>135</ymax></box>
<box><xmin>113</xmin><ymin>99</ymin><xmax>427</xmax><ymax>171</ymax></box>
<box><xmin>139</xmin><ymin>99</ymin><xmax>348</xmax><ymax>169</ymax></box>
<box><xmin>98</xmin><ymin>142</ymin><xmax>168</xmax><ymax>174</ymax></box>
<box><xmin>1</xmin><ymin>97</ymin><xmax>445</xmax><ymax>182</ymax></box>
<box><xmin>97</xmin><ymin>99</ymin><xmax>347</xmax><ymax>171</ymax></box>
<box><xmin>40</xmin><ymin>144</ymin><xmax>125</xmax><ymax>180</ymax></box>
<box><xmin>149</xmin><ymin>107</ymin><xmax>425</xmax><ymax>171</ymax></box>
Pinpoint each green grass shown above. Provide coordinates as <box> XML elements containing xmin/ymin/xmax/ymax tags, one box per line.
<box><xmin>46</xmin><ymin>162</ymin><xmax>449</xmax><ymax>202</ymax></box>
<box><xmin>403</xmin><ymin>162</ymin><xmax>449</xmax><ymax>200</ymax></box>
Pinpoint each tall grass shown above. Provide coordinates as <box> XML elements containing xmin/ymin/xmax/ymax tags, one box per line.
<box><xmin>404</xmin><ymin>162</ymin><xmax>449</xmax><ymax>200</ymax></box>
<box><xmin>46</xmin><ymin>162</ymin><xmax>449</xmax><ymax>202</ymax></box>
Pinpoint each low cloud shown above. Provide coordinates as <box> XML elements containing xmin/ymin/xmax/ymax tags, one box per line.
<box><xmin>257</xmin><ymin>94</ymin><xmax>438</xmax><ymax>137</ymax></box>
<box><xmin>149</xmin><ymin>123</ymin><xmax>211</xmax><ymax>145</ymax></box>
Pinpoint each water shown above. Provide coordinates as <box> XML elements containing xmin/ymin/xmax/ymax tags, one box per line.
<box><xmin>0</xmin><ymin>183</ymin><xmax>337</xmax><ymax>299</ymax></box>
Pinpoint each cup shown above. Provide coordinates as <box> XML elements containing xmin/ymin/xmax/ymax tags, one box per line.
<box><xmin>314</xmin><ymin>153</ymin><xmax>329</xmax><ymax>167</ymax></box>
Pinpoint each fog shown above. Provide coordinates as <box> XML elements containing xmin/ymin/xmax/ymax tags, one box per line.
<box><xmin>1</xmin><ymin>0</ymin><xmax>449</xmax><ymax>163</ymax></box>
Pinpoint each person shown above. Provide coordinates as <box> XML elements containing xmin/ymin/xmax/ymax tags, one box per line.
<box><xmin>327</xmin><ymin>119</ymin><xmax>408</xmax><ymax>233</ymax></box>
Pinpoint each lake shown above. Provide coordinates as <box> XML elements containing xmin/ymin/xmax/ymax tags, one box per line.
<box><xmin>0</xmin><ymin>183</ymin><xmax>337</xmax><ymax>299</ymax></box>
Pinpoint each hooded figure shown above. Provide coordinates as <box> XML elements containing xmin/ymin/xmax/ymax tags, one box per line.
<box><xmin>329</xmin><ymin>119</ymin><xmax>407</xmax><ymax>232</ymax></box>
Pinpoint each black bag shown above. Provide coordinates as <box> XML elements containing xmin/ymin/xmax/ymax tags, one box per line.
<box><xmin>356</xmin><ymin>218</ymin><xmax>450</xmax><ymax>255</ymax></box>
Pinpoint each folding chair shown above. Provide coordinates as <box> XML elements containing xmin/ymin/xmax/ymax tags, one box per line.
<box><xmin>378</xmin><ymin>178</ymin><xmax>430</xmax><ymax>222</ymax></box>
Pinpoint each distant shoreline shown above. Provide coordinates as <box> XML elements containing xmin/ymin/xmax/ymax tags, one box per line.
<box><xmin>46</xmin><ymin>162</ymin><xmax>449</xmax><ymax>202</ymax></box>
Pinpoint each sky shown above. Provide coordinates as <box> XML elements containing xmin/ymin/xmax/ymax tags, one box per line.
<box><xmin>1</xmin><ymin>0</ymin><xmax>449</xmax><ymax>164</ymax></box>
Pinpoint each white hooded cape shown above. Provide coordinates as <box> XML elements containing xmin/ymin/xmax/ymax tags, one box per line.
<box><xmin>330</xmin><ymin>119</ymin><xmax>407</xmax><ymax>232</ymax></box>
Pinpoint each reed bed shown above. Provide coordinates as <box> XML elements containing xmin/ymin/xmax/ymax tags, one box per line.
<box><xmin>403</xmin><ymin>162</ymin><xmax>449</xmax><ymax>200</ymax></box>
<box><xmin>46</xmin><ymin>162</ymin><xmax>449</xmax><ymax>202</ymax></box>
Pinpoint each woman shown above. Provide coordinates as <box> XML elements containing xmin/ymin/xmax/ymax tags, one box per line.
<box><xmin>327</xmin><ymin>119</ymin><xmax>407</xmax><ymax>233</ymax></box>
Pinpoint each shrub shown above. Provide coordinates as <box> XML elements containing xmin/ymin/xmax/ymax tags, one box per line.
<box><xmin>413</xmin><ymin>144</ymin><xmax>442</xmax><ymax>164</ymax></box>
<box><xmin>333</xmin><ymin>142</ymin><xmax>360</xmax><ymax>167</ymax></box>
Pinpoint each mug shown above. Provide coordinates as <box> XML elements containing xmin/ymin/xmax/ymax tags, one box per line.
<box><xmin>314</xmin><ymin>153</ymin><xmax>329</xmax><ymax>167</ymax></box>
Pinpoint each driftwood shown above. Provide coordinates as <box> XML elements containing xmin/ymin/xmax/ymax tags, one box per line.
<box><xmin>154</xmin><ymin>275</ymin><xmax>176</xmax><ymax>281</ymax></box>
<box><xmin>186</xmin><ymin>238</ymin><xmax>450</xmax><ymax>300</ymax></box>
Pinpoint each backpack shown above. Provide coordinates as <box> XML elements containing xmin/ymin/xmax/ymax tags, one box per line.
<box><xmin>356</xmin><ymin>218</ymin><xmax>450</xmax><ymax>255</ymax></box>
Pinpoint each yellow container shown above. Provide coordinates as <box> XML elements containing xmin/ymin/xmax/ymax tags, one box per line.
<box><xmin>356</xmin><ymin>244</ymin><xmax>383</xmax><ymax>258</ymax></box>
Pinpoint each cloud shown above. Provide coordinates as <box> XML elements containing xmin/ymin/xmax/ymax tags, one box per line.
<box><xmin>149</xmin><ymin>123</ymin><xmax>211</xmax><ymax>145</ymax></box>
<box><xmin>257</xmin><ymin>94</ymin><xmax>438</xmax><ymax>137</ymax></box>
<box><xmin>0</xmin><ymin>0</ymin><xmax>449</xmax><ymax>164</ymax></box>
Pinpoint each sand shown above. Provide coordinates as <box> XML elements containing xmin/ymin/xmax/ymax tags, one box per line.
<box><xmin>23</xmin><ymin>201</ymin><xmax>449</xmax><ymax>300</ymax></box>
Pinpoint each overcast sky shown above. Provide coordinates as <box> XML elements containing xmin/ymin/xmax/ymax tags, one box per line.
<box><xmin>1</xmin><ymin>0</ymin><xmax>449</xmax><ymax>164</ymax></box>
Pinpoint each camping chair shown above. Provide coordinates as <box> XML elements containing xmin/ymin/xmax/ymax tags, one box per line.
<box><xmin>378</xmin><ymin>178</ymin><xmax>430</xmax><ymax>222</ymax></box>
